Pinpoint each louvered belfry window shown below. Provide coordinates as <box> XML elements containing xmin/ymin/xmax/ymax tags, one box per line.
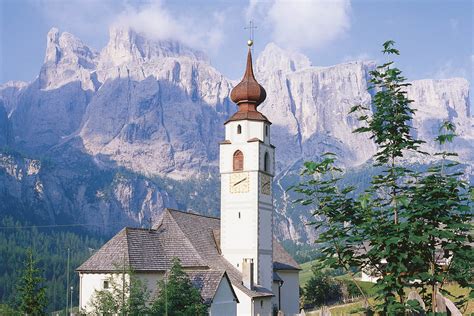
<box><xmin>264</xmin><ymin>152</ymin><xmax>269</xmax><ymax>172</ymax></box>
<box><xmin>233</xmin><ymin>150</ymin><xmax>244</xmax><ymax>171</ymax></box>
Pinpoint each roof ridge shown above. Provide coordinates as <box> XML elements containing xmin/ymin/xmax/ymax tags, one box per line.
<box><xmin>163</xmin><ymin>210</ymin><xmax>209</xmax><ymax>267</ymax></box>
<box><xmin>124</xmin><ymin>228</ymin><xmax>131</xmax><ymax>268</ymax></box>
<box><xmin>123</xmin><ymin>227</ymin><xmax>158</xmax><ymax>231</ymax></box>
<box><xmin>166</xmin><ymin>208</ymin><xmax>220</xmax><ymax>220</ymax></box>
<box><xmin>76</xmin><ymin>227</ymin><xmax>129</xmax><ymax>272</ymax></box>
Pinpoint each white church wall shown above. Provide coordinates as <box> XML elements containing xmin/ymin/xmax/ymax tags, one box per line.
<box><xmin>136</xmin><ymin>272</ymin><xmax>164</xmax><ymax>300</ymax></box>
<box><xmin>234</xmin><ymin>287</ymin><xmax>274</xmax><ymax>316</ymax></box>
<box><xmin>220</xmin><ymin>119</ymin><xmax>275</xmax><ymax>288</ymax></box>
<box><xmin>79</xmin><ymin>272</ymin><xmax>165</xmax><ymax>312</ymax></box>
<box><xmin>253</xmin><ymin>296</ymin><xmax>273</xmax><ymax>316</ymax></box>
<box><xmin>225</xmin><ymin>121</ymin><xmax>267</xmax><ymax>146</ymax></box>
<box><xmin>271</xmin><ymin>281</ymin><xmax>280</xmax><ymax>312</ymax></box>
<box><xmin>257</xmin><ymin>252</ymin><xmax>273</xmax><ymax>290</ymax></box>
<box><xmin>210</xmin><ymin>277</ymin><xmax>237</xmax><ymax>316</ymax></box>
<box><xmin>234</xmin><ymin>287</ymin><xmax>253</xmax><ymax>316</ymax></box>
<box><xmin>220</xmin><ymin>140</ymin><xmax>262</xmax><ymax>278</ymax></box>
<box><xmin>277</xmin><ymin>270</ymin><xmax>300</xmax><ymax>315</ymax></box>
<box><xmin>79</xmin><ymin>272</ymin><xmax>130</xmax><ymax>312</ymax></box>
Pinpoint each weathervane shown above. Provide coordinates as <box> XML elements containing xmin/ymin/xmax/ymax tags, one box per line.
<box><xmin>244</xmin><ymin>20</ymin><xmax>257</xmax><ymax>48</ymax></box>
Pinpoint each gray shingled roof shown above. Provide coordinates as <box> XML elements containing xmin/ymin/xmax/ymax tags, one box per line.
<box><xmin>188</xmin><ymin>271</ymin><xmax>239</xmax><ymax>304</ymax></box>
<box><xmin>77</xmin><ymin>208</ymin><xmax>299</xmax><ymax>299</ymax></box>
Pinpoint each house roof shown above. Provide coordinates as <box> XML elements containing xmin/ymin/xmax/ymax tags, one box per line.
<box><xmin>77</xmin><ymin>208</ymin><xmax>299</xmax><ymax>298</ymax></box>
<box><xmin>188</xmin><ymin>271</ymin><xmax>239</xmax><ymax>304</ymax></box>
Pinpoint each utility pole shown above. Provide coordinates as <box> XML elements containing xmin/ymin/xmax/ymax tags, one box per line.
<box><xmin>165</xmin><ymin>274</ymin><xmax>168</xmax><ymax>316</ymax></box>
<box><xmin>122</xmin><ymin>252</ymin><xmax>125</xmax><ymax>316</ymax></box>
<box><xmin>147</xmin><ymin>217</ymin><xmax>152</xmax><ymax>231</ymax></box>
<box><xmin>66</xmin><ymin>248</ymin><xmax>70</xmax><ymax>316</ymax></box>
<box><xmin>70</xmin><ymin>286</ymin><xmax>73</xmax><ymax>315</ymax></box>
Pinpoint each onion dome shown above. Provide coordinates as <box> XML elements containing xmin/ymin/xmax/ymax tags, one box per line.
<box><xmin>230</xmin><ymin>48</ymin><xmax>267</xmax><ymax>108</ymax></box>
<box><xmin>226</xmin><ymin>43</ymin><xmax>270</xmax><ymax>124</ymax></box>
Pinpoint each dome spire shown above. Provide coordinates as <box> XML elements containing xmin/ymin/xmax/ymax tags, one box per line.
<box><xmin>225</xmin><ymin>28</ymin><xmax>270</xmax><ymax>125</ymax></box>
<box><xmin>230</xmin><ymin>44</ymin><xmax>267</xmax><ymax>111</ymax></box>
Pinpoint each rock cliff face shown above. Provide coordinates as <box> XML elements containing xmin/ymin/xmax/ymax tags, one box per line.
<box><xmin>0</xmin><ymin>148</ymin><xmax>178</xmax><ymax>233</ymax></box>
<box><xmin>0</xmin><ymin>27</ymin><xmax>472</xmax><ymax>240</ymax></box>
<box><xmin>0</xmin><ymin>101</ymin><xmax>10</xmax><ymax>147</ymax></box>
<box><xmin>408</xmin><ymin>78</ymin><xmax>473</xmax><ymax>162</ymax></box>
<box><xmin>79</xmin><ymin>27</ymin><xmax>232</xmax><ymax>178</ymax></box>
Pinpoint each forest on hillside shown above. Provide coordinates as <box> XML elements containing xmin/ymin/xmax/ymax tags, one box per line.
<box><xmin>0</xmin><ymin>217</ymin><xmax>104</xmax><ymax>312</ymax></box>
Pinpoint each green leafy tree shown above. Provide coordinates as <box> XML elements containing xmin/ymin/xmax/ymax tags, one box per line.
<box><xmin>89</xmin><ymin>265</ymin><xmax>150</xmax><ymax>316</ymax></box>
<box><xmin>89</xmin><ymin>288</ymin><xmax>117</xmax><ymax>315</ymax></box>
<box><xmin>304</xmin><ymin>270</ymin><xmax>342</xmax><ymax>308</ymax></box>
<box><xmin>151</xmin><ymin>258</ymin><xmax>207</xmax><ymax>316</ymax></box>
<box><xmin>402</xmin><ymin>121</ymin><xmax>473</xmax><ymax>313</ymax></box>
<box><xmin>17</xmin><ymin>249</ymin><xmax>48</xmax><ymax>315</ymax></box>
<box><xmin>292</xmin><ymin>41</ymin><xmax>473</xmax><ymax>315</ymax></box>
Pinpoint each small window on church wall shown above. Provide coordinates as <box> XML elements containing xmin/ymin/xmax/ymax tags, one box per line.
<box><xmin>265</xmin><ymin>125</ymin><xmax>268</xmax><ymax>136</ymax></box>
<box><xmin>238</xmin><ymin>212</ymin><xmax>241</xmax><ymax>219</ymax></box>
<box><xmin>260</xmin><ymin>300</ymin><xmax>263</xmax><ymax>308</ymax></box>
<box><xmin>103</xmin><ymin>280</ymin><xmax>109</xmax><ymax>289</ymax></box>
<box><xmin>237</xmin><ymin>124</ymin><xmax>242</xmax><ymax>134</ymax></box>
<box><xmin>233</xmin><ymin>150</ymin><xmax>244</xmax><ymax>171</ymax></box>
<box><xmin>264</xmin><ymin>152</ymin><xmax>270</xmax><ymax>172</ymax></box>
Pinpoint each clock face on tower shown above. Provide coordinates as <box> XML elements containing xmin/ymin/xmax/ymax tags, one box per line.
<box><xmin>230</xmin><ymin>172</ymin><xmax>249</xmax><ymax>193</ymax></box>
<box><xmin>260</xmin><ymin>173</ymin><xmax>272</xmax><ymax>195</ymax></box>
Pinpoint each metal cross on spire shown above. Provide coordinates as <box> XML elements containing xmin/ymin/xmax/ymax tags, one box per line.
<box><xmin>244</xmin><ymin>20</ymin><xmax>257</xmax><ymax>48</ymax></box>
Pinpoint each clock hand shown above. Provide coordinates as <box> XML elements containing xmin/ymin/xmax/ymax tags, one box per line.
<box><xmin>233</xmin><ymin>177</ymin><xmax>247</xmax><ymax>186</ymax></box>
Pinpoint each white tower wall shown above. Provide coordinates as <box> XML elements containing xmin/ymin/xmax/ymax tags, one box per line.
<box><xmin>220</xmin><ymin>119</ymin><xmax>274</xmax><ymax>290</ymax></box>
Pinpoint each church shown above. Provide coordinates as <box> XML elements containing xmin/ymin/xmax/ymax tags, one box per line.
<box><xmin>77</xmin><ymin>42</ymin><xmax>301</xmax><ymax>316</ymax></box>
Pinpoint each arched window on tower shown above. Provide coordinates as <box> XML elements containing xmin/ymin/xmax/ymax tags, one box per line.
<box><xmin>237</xmin><ymin>124</ymin><xmax>242</xmax><ymax>134</ymax></box>
<box><xmin>233</xmin><ymin>150</ymin><xmax>244</xmax><ymax>171</ymax></box>
<box><xmin>264</xmin><ymin>152</ymin><xmax>270</xmax><ymax>172</ymax></box>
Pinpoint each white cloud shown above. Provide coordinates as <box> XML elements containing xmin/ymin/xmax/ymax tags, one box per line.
<box><xmin>112</xmin><ymin>1</ymin><xmax>225</xmax><ymax>53</ymax></box>
<box><xmin>33</xmin><ymin>0</ymin><xmax>125</xmax><ymax>39</ymax></box>
<box><xmin>33</xmin><ymin>0</ymin><xmax>226</xmax><ymax>53</ymax></box>
<box><xmin>342</xmin><ymin>52</ymin><xmax>372</xmax><ymax>63</ymax></box>
<box><xmin>433</xmin><ymin>59</ymin><xmax>467</xmax><ymax>79</ymax></box>
<box><xmin>246</xmin><ymin>0</ymin><xmax>351</xmax><ymax>51</ymax></box>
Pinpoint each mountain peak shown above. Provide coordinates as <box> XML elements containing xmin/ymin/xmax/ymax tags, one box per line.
<box><xmin>40</xmin><ymin>27</ymin><xmax>98</xmax><ymax>90</ymax></box>
<box><xmin>256</xmin><ymin>42</ymin><xmax>311</xmax><ymax>74</ymax></box>
<box><xmin>44</xmin><ymin>27</ymin><xmax>97</xmax><ymax>66</ymax></box>
<box><xmin>45</xmin><ymin>27</ymin><xmax>60</xmax><ymax>64</ymax></box>
<box><xmin>100</xmin><ymin>25</ymin><xmax>208</xmax><ymax>67</ymax></box>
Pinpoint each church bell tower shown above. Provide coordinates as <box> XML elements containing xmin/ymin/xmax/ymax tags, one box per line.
<box><xmin>220</xmin><ymin>42</ymin><xmax>274</xmax><ymax>290</ymax></box>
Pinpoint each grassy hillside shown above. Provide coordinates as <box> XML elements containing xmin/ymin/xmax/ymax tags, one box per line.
<box><xmin>299</xmin><ymin>260</ymin><xmax>316</xmax><ymax>286</ymax></box>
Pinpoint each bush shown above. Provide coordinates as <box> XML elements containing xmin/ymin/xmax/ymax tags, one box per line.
<box><xmin>304</xmin><ymin>272</ymin><xmax>342</xmax><ymax>307</ymax></box>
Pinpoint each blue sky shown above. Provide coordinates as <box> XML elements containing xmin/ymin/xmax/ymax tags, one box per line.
<box><xmin>1</xmin><ymin>0</ymin><xmax>472</xmax><ymax>88</ymax></box>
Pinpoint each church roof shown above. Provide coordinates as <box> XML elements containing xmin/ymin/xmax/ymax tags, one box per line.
<box><xmin>226</xmin><ymin>47</ymin><xmax>270</xmax><ymax>125</ymax></box>
<box><xmin>77</xmin><ymin>208</ymin><xmax>299</xmax><ymax>298</ymax></box>
<box><xmin>230</xmin><ymin>48</ymin><xmax>267</xmax><ymax>107</ymax></box>
<box><xmin>188</xmin><ymin>270</ymin><xmax>239</xmax><ymax>304</ymax></box>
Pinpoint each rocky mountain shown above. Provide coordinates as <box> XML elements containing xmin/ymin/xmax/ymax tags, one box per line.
<box><xmin>0</xmin><ymin>101</ymin><xmax>10</xmax><ymax>147</ymax></box>
<box><xmin>0</xmin><ymin>27</ymin><xmax>472</xmax><ymax>243</ymax></box>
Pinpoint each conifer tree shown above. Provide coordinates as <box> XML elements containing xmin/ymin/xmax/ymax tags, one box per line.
<box><xmin>151</xmin><ymin>257</ymin><xmax>207</xmax><ymax>316</ymax></box>
<box><xmin>17</xmin><ymin>249</ymin><xmax>47</xmax><ymax>315</ymax></box>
